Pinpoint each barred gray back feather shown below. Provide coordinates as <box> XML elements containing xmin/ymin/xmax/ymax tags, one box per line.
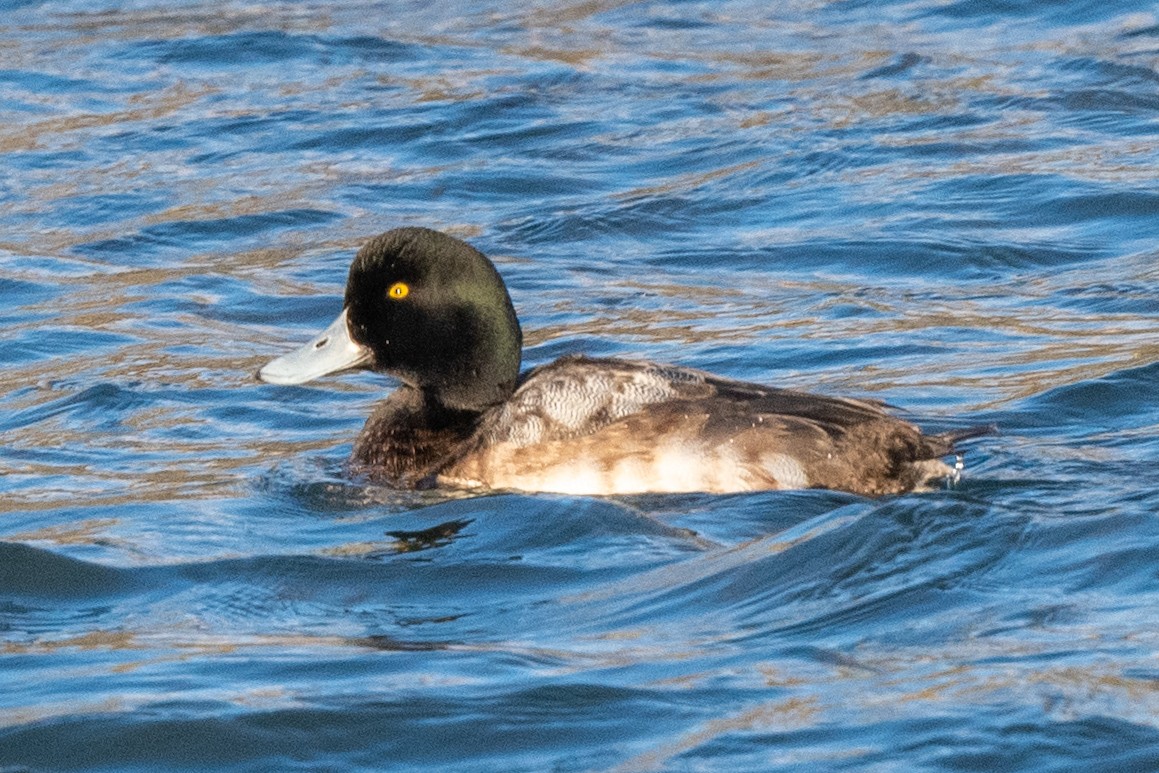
<box><xmin>477</xmin><ymin>356</ymin><xmax>708</xmax><ymax>446</ymax></box>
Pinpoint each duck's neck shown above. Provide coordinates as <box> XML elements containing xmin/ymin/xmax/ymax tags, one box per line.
<box><xmin>426</xmin><ymin>312</ymin><xmax>522</xmax><ymax>412</ymax></box>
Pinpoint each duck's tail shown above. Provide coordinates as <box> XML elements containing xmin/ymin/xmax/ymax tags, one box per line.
<box><xmin>940</xmin><ymin>423</ymin><xmax>999</xmax><ymax>447</ymax></box>
<box><xmin>919</xmin><ymin>423</ymin><xmax>998</xmax><ymax>459</ymax></box>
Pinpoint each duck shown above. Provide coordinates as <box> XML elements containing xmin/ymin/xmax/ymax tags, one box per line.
<box><xmin>258</xmin><ymin>227</ymin><xmax>992</xmax><ymax>496</ymax></box>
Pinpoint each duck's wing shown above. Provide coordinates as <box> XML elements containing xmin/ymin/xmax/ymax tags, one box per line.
<box><xmin>474</xmin><ymin>354</ymin><xmax>894</xmax><ymax>447</ymax></box>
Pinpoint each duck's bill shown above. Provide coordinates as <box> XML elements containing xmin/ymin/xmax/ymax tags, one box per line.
<box><xmin>258</xmin><ymin>308</ymin><xmax>372</xmax><ymax>385</ymax></box>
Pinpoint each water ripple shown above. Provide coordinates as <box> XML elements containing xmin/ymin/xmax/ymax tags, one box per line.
<box><xmin>1</xmin><ymin>0</ymin><xmax>1158</xmax><ymax>770</ymax></box>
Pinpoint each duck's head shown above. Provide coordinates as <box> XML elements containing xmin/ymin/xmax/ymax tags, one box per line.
<box><xmin>259</xmin><ymin>227</ymin><xmax>522</xmax><ymax>412</ymax></box>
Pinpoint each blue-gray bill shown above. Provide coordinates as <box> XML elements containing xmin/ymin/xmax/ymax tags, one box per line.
<box><xmin>257</xmin><ymin>308</ymin><xmax>371</xmax><ymax>385</ymax></box>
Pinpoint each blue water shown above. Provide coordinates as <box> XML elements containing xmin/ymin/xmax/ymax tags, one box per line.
<box><xmin>2</xmin><ymin>1</ymin><xmax>1159</xmax><ymax>770</ymax></box>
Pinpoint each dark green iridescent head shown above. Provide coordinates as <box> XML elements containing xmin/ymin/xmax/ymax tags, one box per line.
<box><xmin>343</xmin><ymin>227</ymin><xmax>522</xmax><ymax>411</ymax></box>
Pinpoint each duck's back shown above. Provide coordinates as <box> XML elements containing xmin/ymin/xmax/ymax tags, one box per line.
<box><xmin>438</xmin><ymin>356</ymin><xmax>958</xmax><ymax>496</ymax></box>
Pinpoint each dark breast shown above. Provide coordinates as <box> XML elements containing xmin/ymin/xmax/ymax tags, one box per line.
<box><xmin>351</xmin><ymin>387</ymin><xmax>478</xmax><ymax>487</ymax></box>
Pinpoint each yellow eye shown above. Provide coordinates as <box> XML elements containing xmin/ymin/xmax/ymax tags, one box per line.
<box><xmin>387</xmin><ymin>281</ymin><xmax>410</xmax><ymax>300</ymax></box>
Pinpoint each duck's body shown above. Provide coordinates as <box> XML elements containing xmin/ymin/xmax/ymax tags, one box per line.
<box><xmin>259</xmin><ymin>228</ymin><xmax>990</xmax><ymax>496</ymax></box>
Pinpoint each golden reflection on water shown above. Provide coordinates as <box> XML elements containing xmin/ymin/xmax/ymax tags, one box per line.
<box><xmin>3</xmin><ymin>518</ymin><xmax>119</xmax><ymax>544</ymax></box>
<box><xmin>611</xmin><ymin>700</ymin><xmax>829</xmax><ymax>772</ymax></box>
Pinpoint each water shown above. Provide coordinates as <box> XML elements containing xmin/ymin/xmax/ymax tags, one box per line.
<box><xmin>2</xmin><ymin>1</ymin><xmax>1158</xmax><ymax>770</ymax></box>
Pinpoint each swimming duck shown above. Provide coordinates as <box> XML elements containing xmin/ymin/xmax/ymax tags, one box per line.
<box><xmin>258</xmin><ymin>227</ymin><xmax>991</xmax><ymax>496</ymax></box>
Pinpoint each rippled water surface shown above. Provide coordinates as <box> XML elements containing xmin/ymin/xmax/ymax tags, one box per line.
<box><xmin>3</xmin><ymin>1</ymin><xmax>1159</xmax><ymax>770</ymax></box>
